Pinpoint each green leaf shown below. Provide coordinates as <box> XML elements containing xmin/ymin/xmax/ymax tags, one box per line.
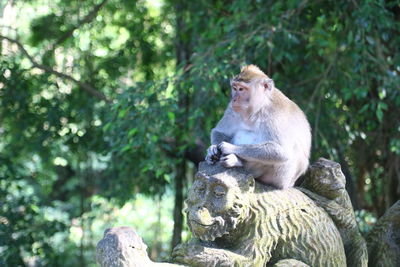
<box><xmin>30</xmin><ymin>204</ymin><xmax>40</xmax><ymax>213</ymax></box>
<box><xmin>121</xmin><ymin>144</ymin><xmax>131</xmax><ymax>152</ymax></box>
<box><xmin>128</xmin><ymin>128</ymin><xmax>138</xmax><ymax>137</ymax></box>
<box><xmin>376</xmin><ymin>108</ymin><xmax>383</xmax><ymax>122</ymax></box>
<box><xmin>118</xmin><ymin>109</ymin><xmax>128</xmax><ymax>118</ymax></box>
<box><xmin>167</xmin><ymin>112</ymin><xmax>175</xmax><ymax>122</ymax></box>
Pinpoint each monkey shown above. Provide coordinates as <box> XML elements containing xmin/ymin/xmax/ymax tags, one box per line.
<box><xmin>205</xmin><ymin>65</ymin><xmax>311</xmax><ymax>189</ymax></box>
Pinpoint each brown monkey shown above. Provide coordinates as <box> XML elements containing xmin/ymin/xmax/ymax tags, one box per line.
<box><xmin>205</xmin><ymin>65</ymin><xmax>311</xmax><ymax>189</ymax></box>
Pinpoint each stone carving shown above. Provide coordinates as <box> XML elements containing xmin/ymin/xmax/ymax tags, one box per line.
<box><xmin>171</xmin><ymin>162</ymin><xmax>346</xmax><ymax>267</ymax></box>
<box><xmin>96</xmin><ymin>226</ymin><xmax>183</xmax><ymax>267</ymax></box>
<box><xmin>96</xmin><ymin>159</ymin><xmax>400</xmax><ymax>267</ymax></box>
<box><xmin>300</xmin><ymin>158</ymin><xmax>368</xmax><ymax>267</ymax></box>
<box><xmin>366</xmin><ymin>200</ymin><xmax>400</xmax><ymax>267</ymax></box>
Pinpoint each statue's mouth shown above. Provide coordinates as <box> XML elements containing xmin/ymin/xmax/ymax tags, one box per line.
<box><xmin>189</xmin><ymin>219</ymin><xmax>215</xmax><ymax>228</ymax></box>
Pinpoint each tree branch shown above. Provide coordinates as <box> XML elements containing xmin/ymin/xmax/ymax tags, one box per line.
<box><xmin>47</xmin><ymin>0</ymin><xmax>109</xmax><ymax>54</ymax></box>
<box><xmin>1</xmin><ymin>34</ymin><xmax>109</xmax><ymax>102</ymax></box>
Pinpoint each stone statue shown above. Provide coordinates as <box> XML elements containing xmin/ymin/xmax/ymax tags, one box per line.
<box><xmin>172</xmin><ymin>162</ymin><xmax>346</xmax><ymax>267</ymax></box>
<box><xmin>299</xmin><ymin>158</ymin><xmax>368</xmax><ymax>267</ymax></box>
<box><xmin>96</xmin><ymin>227</ymin><xmax>183</xmax><ymax>267</ymax></box>
<box><xmin>366</xmin><ymin>200</ymin><xmax>400</xmax><ymax>267</ymax></box>
<box><xmin>96</xmin><ymin>159</ymin><xmax>400</xmax><ymax>267</ymax></box>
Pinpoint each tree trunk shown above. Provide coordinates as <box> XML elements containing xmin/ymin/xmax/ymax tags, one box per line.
<box><xmin>384</xmin><ymin>155</ymin><xmax>400</xmax><ymax>211</ymax></box>
<box><xmin>80</xmin><ymin>179</ymin><xmax>86</xmax><ymax>267</ymax></box>
<box><xmin>171</xmin><ymin>162</ymin><xmax>185</xmax><ymax>249</ymax></box>
<box><xmin>171</xmin><ymin>0</ymin><xmax>191</xmax><ymax>249</ymax></box>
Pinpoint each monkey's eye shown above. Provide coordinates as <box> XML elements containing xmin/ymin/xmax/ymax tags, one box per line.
<box><xmin>238</xmin><ymin>87</ymin><xmax>244</xmax><ymax>91</ymax></box>
<box><xmin>213</xmin><ymin>185</ymin><xmax>226</xmax><ymax>197</ymax></box>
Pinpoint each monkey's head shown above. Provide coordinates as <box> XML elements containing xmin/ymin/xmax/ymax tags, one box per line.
<box><xmin>230</xmin><ymin>65</ymin><xmax>275</xmax><ymax>114</ymax></box>
<box><xmin>185</xmin><ymin>162</ymin><xmax>255</xmax><ymax>241</ymax></box>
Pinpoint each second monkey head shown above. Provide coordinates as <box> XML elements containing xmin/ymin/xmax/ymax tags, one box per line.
<box><xmin>230</xmin><ymin>65</ymin><xmax>275</xmax><ymax>116</ymax></box>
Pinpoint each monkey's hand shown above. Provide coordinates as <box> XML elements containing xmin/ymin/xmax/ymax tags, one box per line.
<box><xmin>205</xmin><ymin>145</ymin><xmax>221</xmax><ymax>164</ymax></box>
<box><xmin>220</xmin><ymin>154</ymin><xmax>243</xmax><ymax>168</ymax></box>
<box><xmin>218</xmin><ymin>141</ymin><xmax>237</xmax><ymax>155</ymax></box>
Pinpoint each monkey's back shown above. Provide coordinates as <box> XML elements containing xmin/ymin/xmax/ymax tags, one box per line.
<box><xmin>254</xmin><ymin>88</ymin><xmax>311</xmax><ymax>187</ymax></box>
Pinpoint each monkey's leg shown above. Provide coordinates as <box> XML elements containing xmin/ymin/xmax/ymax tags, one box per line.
<box><xmin>219</xmin><ymin>141</ymin><xmax>289</xmax><ymax>163</ymax></box>
<box><xmin>220</xmin><ymin>154</ymin><xmax>243</xmax><ymax>167</ymax></box>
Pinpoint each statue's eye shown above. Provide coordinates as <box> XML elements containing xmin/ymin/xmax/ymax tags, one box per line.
<box><xmin>213</xmin><ymin>185</ymin><xmax>226</xmax><ymax>197</ymax></box>
<box><xmin>196</xmin><ymin>187</ymin><xmax>206</xmax><ymax>194</ymax></box>
<box><xmin>190</xmin><ymin>179</ymin><xmax>207</xmax><ymax>197</ymax></box>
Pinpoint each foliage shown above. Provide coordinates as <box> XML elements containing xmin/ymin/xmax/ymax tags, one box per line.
<box><xmin>0</xmin><ymin>157</ymin><xmax>71</xmax><ymax>266</ymax></box>
<box><xmin>0</xmin><ymin>0</ymin><xmax>399</xmax><ymax>266</ymax></box>
<box><xmin>356</xmin><ymin>209</ymin><xmax>378</xmax><ymax>236</ymax></box>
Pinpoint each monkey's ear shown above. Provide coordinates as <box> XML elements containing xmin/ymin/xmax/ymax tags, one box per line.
<box><xmin>263</xmin><ymin>78</ymin><xmax>275</xmax><ymax>91</ymax></box>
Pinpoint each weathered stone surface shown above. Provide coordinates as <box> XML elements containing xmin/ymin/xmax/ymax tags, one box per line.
<box><xmin>272</xmin><ymin>259</ymin><xmax>310</xmax><ymax>267</ymax></box>
<box><xmin>172</xmin><ymin>162</ymin><xmax>346</xmax><ymax>267</ymax></box>
<box><xmin>300</xmin><ymin>158</ymin><xmax>368</xmax><ymax>267</ymax></box>
<box><xmin>96</xmin><ymin>226</ymin><xmax>183</xmax><ymax>267</ymax></box>
<box><xmin>96</xmin><ymin>160</ymin><xmax>400</xmax><ymax>267</ymax></box>
<box><xmin>367</xmin><ymin>200</ymin><xmax>400</xmax><ymax>267</ymax></box>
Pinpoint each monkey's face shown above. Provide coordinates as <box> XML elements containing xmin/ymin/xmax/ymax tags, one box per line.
<box><xmin>185</xmin><ymin>170</ymin><xmax>253</xmax><ymax>241</ymax></box>
<box><xmin>230</xmin><ymin>81</ymin><xmax>252</xmax><ymax>113</ymax></box>
<box><xmin>230</xmin><ymin>79</ymin><xmax>272</xmax><ymax>115</ymax></box>
<box><xmin>230</xmin><ymin>65</ymin><xmax>274</xmax><ymax>115</ymax></box>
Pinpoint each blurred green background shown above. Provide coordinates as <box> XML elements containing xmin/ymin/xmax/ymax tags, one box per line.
<box><xmin>0</xmin><ymin>0</ymin><xmax>399</xmax><ymax>266</ymax></box>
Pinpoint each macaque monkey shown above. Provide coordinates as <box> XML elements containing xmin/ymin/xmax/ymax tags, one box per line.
<box><xmin>206</xmin><ymin>65</ymin><xmax>311</xmax><ymax>189</ymax></box>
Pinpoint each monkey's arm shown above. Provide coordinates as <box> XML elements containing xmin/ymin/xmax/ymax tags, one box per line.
<box><xmin>211</xmin><ymin>128</ymin><xmax>232</xmax><ymax>145</ymax></box>
<box><xmin>206</xmin><ymin>108</ymin><xmax>237</xmax><ymax>164</ymax></box>
<box><xmin>210</xmin><ymin>107</ymin><xmax>237</xmax><ymax>145</ymax></box>
<box><xmin>206</xmin><ymin>129</ymin><xmax>233</xmax><ymax>164</ymax></box>
<box><xmin>219</xmin><ymin>141</ymin><xmax>289</xmax><ymax>164</ymax></box>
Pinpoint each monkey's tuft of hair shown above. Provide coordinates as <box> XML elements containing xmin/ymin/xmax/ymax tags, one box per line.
<box><xmin>240</xmin><ymin>64</ymin><xmax>263</xmax><ymax>73</ymax></box>
<box><xmin>235</xmin><ymin>64</ymin><xmax>268</xmax><ymax>82</ymax></box>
